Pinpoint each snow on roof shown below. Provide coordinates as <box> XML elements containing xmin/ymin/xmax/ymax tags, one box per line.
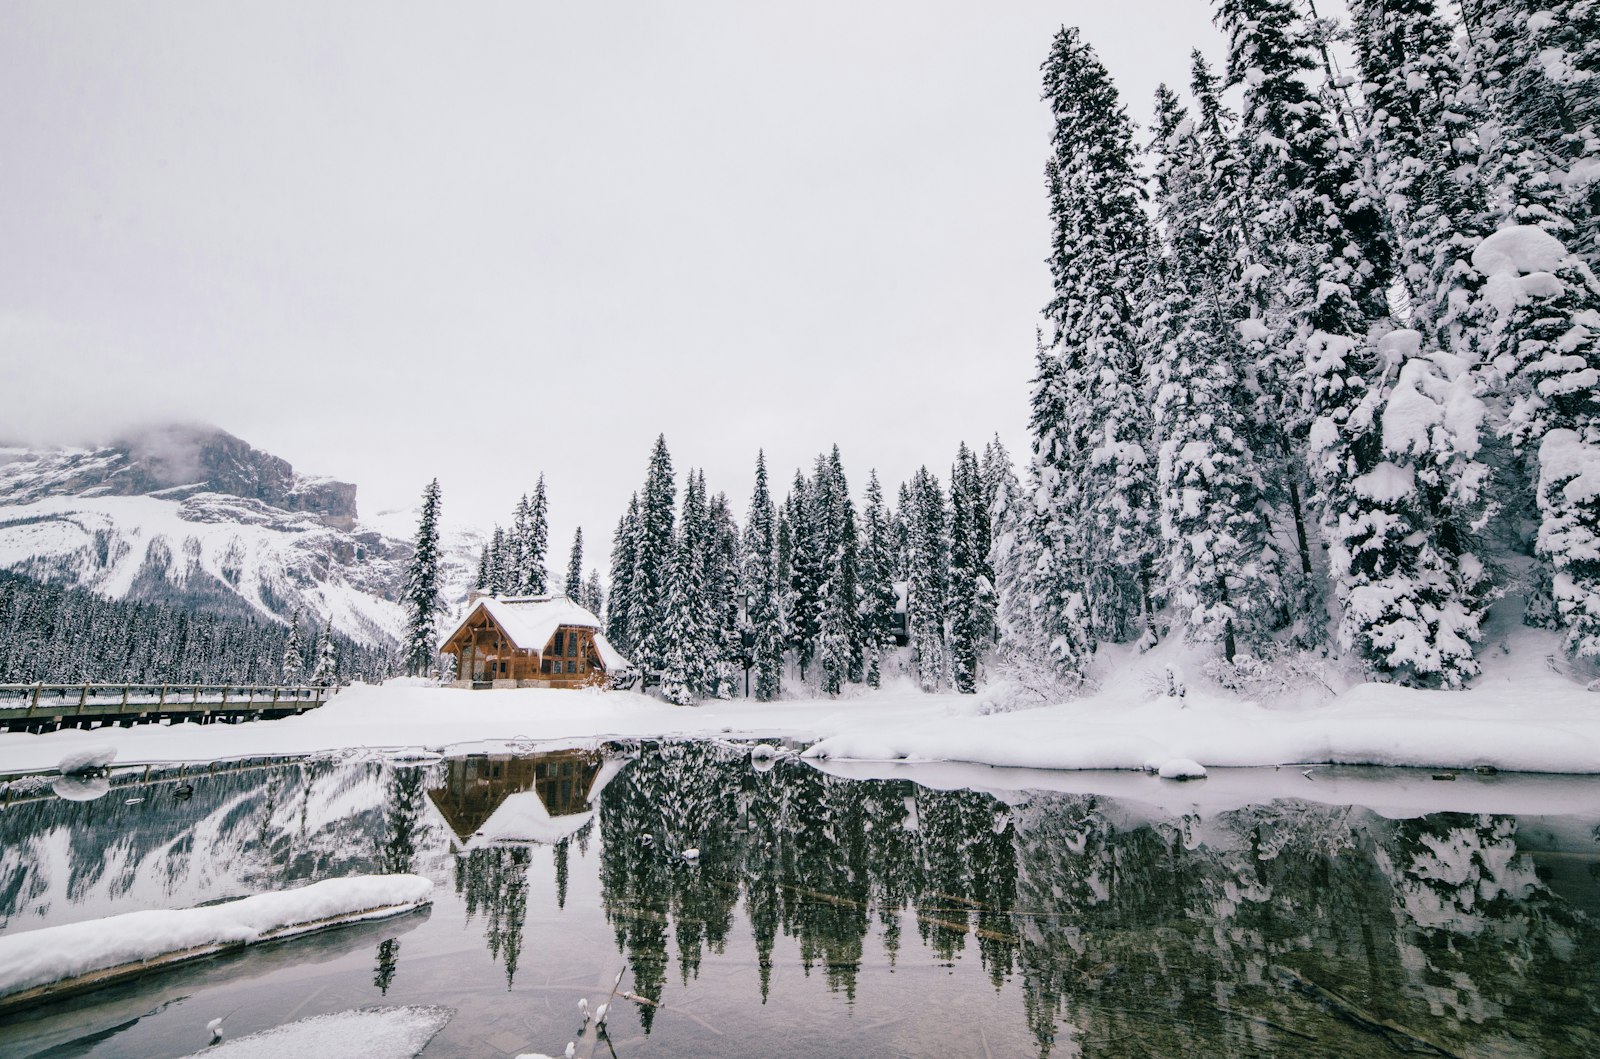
<box><xmin>442</xmin><ymin>594</ymin><xmax>630</xmax><ymax>669</ymax></box>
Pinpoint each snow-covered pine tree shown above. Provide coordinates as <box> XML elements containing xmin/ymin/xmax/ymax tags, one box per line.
<box><xmin>1473</xmin><ymin>224</ymin><xmax>1600</xmax><ymax>657</ymax></box>
<box><xmin>905</xmin><ymin>466</ymin><xmax>947</xmax><ymax>692</ymax></box>
<box><xmin>511</xmin><ymin>494</ymin><xmax>532</xmax><ymax>592</ymax></box>
<box><xmin>402</xmin><ymin>478</ymin><xmax>444</xmax><ymax>676</ymax></box>
<box><xmin>474</xmin><ymin>545</ymin><xmax>490</xmax><ymax>592</ymax></box>
<box><xmin>947</xmin><ymin>443</ymin><xmax>984</xmax><ymax>692</ymax></box>
<box><xmin>990</xmin><ymin>435</ymin><xmax>1058</xmax><ymax>694</ymax></box>
<box><xmin>857</xmin><ymin>470</ymin><xmax>898</xmax><ymax>689</ymax></box>
<box><xmin>1463</xmin><ymin>0</ymin><xmax>1599</xmax><ymax>264</ymax></box>
<box><xmin>743</xmin><ymin>451</ymin><xmax>784</xmax><ymax>700</ymax></box>
<box><xmin>816</xmin><ymin>447</ymin><xmax>860</xmax><ymax>696</ymax></box>
<box><xmin>524</xmin><ymin>476</ymin><xmax>550</xmax><ymax>594</ymax></box>
<box><xmin>1344</xmin><ymin>0</ymin><xmax>1501</xmax><ymax>684</ymax></box>
<box><xmin>1023</xmin><ymin>332</ymin><xmax>1094</xmax><ymax>683</ymax></box>
<box><xmin>970</xmin><ymin>440</ymin><xmax>1000</xmax><ymax>646</ymax></box>
<box><xmin>1350</xmin><ymin>0</ymin><xmax>1494</xmax><ymax>349</ymax></box>
<box><xmin>281</xmin><ymin>611</ymin><xmax>304</xmax><ymax>684</ymax></box>
<box><xmin>1188</xmin><ymin>48</ymin><xmax>1321</xmax><ymax>609</ymax></box>
<box><xmin>486</xmin><ymin>526</ymin><xmax>509</xmax><ymax>596</ymax></box>
<box><xmin>707</xmin><ymin>490</ymin><xmax>744</xmax><ymax>699</ymax></box>
<box><xmin>783</xmin><ymin>470</ymin><xmax>824</xmax><ymax>680</ymax></box>
<box><xmin>1145</xmin><ymin>80</ymin><xmax>1281</xmax><ymax>661</ymax></box>
<box><xmin>310</xmin><ymin>621</ymin><xmax>338</xmax><ymax>687</ymax></box>
<box><xmin>1035</xmin><ymin>26</ymin><xmax>1160</xmax><ymax>654</ymax></box>
<box><xmin>1220</xmin><ymin>0</ymin><xmax>1453</xmax><ymax>681</ymax></box>
<box><xmin>660</xmin><ymin>469</ymin><xmax>716</xmax><ymax>703</ymax></box>
<box><xmin>608</xmin><ymin>494</ymin><xmax>640</xmax><ymax>655</ymax></box>
<box><xmin>584</xmin><ymin>569</ymin><xmax>605</xmax><ymax>618</ymax></box>
<box><xmin>629</xmin><ymin>437</ymin><xmax>677</xmax><ymax>681</ymax></box>
<box><xmin>565</xmin><ymin>527</ymin><xmax>584</xmax><ymax>600</ymax></box>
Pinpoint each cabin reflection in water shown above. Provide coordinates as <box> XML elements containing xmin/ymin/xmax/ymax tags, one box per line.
<box><xmin>425</xmin><ymin>749</ymin><xmax>624</xmax><ymax>849</ymax></box>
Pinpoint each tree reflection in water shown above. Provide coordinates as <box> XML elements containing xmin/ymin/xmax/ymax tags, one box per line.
<box><xmin>6</xmin><ymin>745</ymin><xmax>1592</xmax><ymax>1057</ymax></box>
<box><xmin>597</xmin><ymin>742</ymin><xmax>1600</xmax><ymax>1058</ymax></box>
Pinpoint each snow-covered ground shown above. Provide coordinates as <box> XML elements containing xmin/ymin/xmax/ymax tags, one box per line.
<box><xmin>1</xmin><ymin>618</ymin><xmax>1598</xmax><ymax>778</ymax></box>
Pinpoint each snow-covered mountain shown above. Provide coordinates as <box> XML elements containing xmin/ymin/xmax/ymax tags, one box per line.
<box><xmin>0</xmin><ymin>425</ymin><xmax>475</xmax><ymax>647</ymax></box>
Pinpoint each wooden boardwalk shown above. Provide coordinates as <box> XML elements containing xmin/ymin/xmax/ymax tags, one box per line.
<box><xmin>0</xmin><ymin>683</ymin><xmax>336</xmax><ymax>733</ymax></box>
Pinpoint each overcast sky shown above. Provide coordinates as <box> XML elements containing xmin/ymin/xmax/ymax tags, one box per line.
<box><xmin>0</xmin><ymin>1</ymin><xmax>1227</xmax><ymax>560</ymax></box>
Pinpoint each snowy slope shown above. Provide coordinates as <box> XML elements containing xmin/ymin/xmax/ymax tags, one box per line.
<box><xmin>0</xmin><ymin>427</ymin><xmax>477</xmax><ymax>647</ymax></box>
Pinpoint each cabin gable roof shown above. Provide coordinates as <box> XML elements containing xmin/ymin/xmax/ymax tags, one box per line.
<box><xmin>439</xmin><ymin>593</ymin><xmax>630</xmax><ymax>671</ymax></box>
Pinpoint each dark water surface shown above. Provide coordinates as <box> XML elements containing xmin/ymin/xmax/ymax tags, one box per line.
<box><xmin>1</xmin><ymin>743</ymin><xmax>1598</xmax><ymax>1058</ymax></box>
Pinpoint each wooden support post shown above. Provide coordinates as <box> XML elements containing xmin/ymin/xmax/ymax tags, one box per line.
<box><xmin>159</xmin><ymin>684</ymin><xmax>168</xmax><ymax>707</ymax></box>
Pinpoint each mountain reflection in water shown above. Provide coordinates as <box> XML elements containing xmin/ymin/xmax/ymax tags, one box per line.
<box><xmin>0</xmin><ymin>742</ymin><xmax>1596</xmax><ymax>1058</ymax></box>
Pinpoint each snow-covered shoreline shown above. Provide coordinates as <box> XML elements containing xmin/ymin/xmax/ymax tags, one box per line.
<box><xmin>0</xmin><ymin>874</ymin><xmax>433</xmax><ymax>1004</ymax></box>
<box><xmin>0</xmin><ymin>659</ymin><xmax>1597</xmax><ymax>779</ymax></box>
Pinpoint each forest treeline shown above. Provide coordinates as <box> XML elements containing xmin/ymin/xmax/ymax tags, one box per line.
<box><xmin>387</xmin><ymin>0</ymin><xmax>1598</xmax><ymax>701</ymax></box>
<box><xmin>0</xmin><ymin>569</ymin><xmax>393</xmax><ymax>686</ymax></box>
<box><xmin>570</xmin><ymin>0</ymin><xmax>1600</xmax><ymax>699</ymax></box>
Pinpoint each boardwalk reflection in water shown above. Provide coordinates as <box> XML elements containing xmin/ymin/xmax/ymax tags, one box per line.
<box><xmin>0</xmin><ymin>742</ymin><xmax>1597</xmax><ymax>1057</ymax></box>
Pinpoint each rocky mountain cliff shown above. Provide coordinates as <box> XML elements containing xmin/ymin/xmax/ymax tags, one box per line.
<box><xmin>0</xmin><ymin>425</ymin><xmax>475</xmax><ymax>647</ymax></box>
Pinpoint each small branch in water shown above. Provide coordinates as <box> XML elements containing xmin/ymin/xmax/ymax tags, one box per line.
<box><xmin>1272</xmin><ymin>966</ymin><xmax>1462</xmax><ymax>1058</ymax></box>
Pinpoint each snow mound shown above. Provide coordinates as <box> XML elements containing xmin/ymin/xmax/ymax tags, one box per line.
<box><xmin>57</xmin><ymin>745</ymin><xmax>115</xmax><ymax>775</ymax></box>
<box><xmin>50</xmin><ymin>773</ymin><xmax>109</xmax><ymax>801</ymax></box>
<box><xmin>0</xmin><ymin>874</ymin><xmax>433</xmax><ymax>999</ymax></box>
<box><xmin>186</xmin><ymin>1006</ymin><xmax>452</xmax><ymax>1059</ymax></box>
<box><xmin>1157</xmin><ymin>758</ymin><xmax>1207</xmax><ymax>780</ymax></box>
<box><xmin>1472</xmin><ymin>224</ymin><xmax>1570</xmax><ymax>277</ymax></box>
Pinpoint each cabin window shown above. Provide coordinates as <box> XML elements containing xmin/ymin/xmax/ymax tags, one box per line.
<box><xmin>566</xmin><ymin>660</ymin><xmax>576</xmax><ymax>674</ymax></box>
<box><xmin>553</xmin><ymin>631</ymin><xmax>565</xmax><ymax>656</ymax></box>
<box><xmin>568</xmin><ymin>632</ymin><xmax>578</xmax><ymax>658</ymax></box>
<box><xmin>541</xmin><ymin>658</ymin><xmax>552</xmax><ymax>675</ymax></box>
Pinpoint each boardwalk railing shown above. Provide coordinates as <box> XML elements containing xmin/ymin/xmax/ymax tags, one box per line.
<box><xmin>0</xmin><ymin>684</ymin><xmax>338</xmax><ymax>733</ymax></box>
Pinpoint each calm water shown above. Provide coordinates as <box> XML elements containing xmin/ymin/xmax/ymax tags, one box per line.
<box><xmin>1</xmin><ymin>743</ymin><xmax>1598</xmax><ymax>1058</ymax></box>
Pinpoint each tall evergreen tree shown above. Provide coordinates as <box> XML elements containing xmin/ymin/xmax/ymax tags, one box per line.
<box><xmin>783</xmin><ymin>470</ymin><xmax>824</xmax><ymax>680</ymax></box>
<box><xmin>658</xmin><ymin>476</ymin><xmax>701</xmax><ymax>706</ymax></box>
<box><xmin>310</xmin><ymin>621</ymin><xmax>339</xmax><ymax>687</ymax></box>
<box><xmin>584</xmin><ymin>569</ymin><xmax>606</xmax><ymax>619</ymax></box>
<box><xmin>1219</xmin><ymin>0</ymin><xmax>1411</xmax><ymax>672</ymax></box>
<box><xmin>608</xmin><ymin>494</ymin><xmax>641</xmax><ymax>655</ymax></box>
<box><xmin>522</xmin><ymin>476</ymin><xmax>550</xmax><ymax>594</ymax></box>
<box><xmin>857</xmin><ymin>470</ymin><xmax>898</xmax><ymax>689</ymax></box>
<box><xmin>1145</xmin><ymin>80</ymin><xmax>1281</xmax><ymax>660</ymax></box>
<box><xmin>1473</xmin><ymin>225</ymin><xmax>1600</xmax><ymax>657</ymax></box>
<box><xmin>630</xmin><ymin>437</ymin><xmax>678</xmax><ymax>680</ymax></box>
<box><xmin>402</xmin><ymin>478</ymin><xmax>444</xmax><ymax>676</ymax></box>
<box><xmin>743</xmin><ymin>452</ymin><xmax>784</xmax><ymax>701</ymax></box>
<box><xmin>815</xmin><ymin>447</ymin><xmax>861</xmax><ymax>695</ymax></box>
<box><xmin>1029</xmin><ymin>27</ymin><xmax>1159</xmax><ymax>679</ymax></box>
<box><xmin>565</xmin><ymin>527</ymin><xmax>584</xmax><ymax>600</ymax></box>
<box><xmin>905</xmin><ymin>467</ymin><xmax>947</xmax><ymax>692</ymax></box>
<box><xmin>947</xmin><ymin>443</ymin><xmax>985</xmax><ymax>692</ymax></box>
<box><xmin>281</xmin><ymin>611</ymin><xmax>305</xmax><ymax>685</ymax></box>
<box><xmin>706</xmin><ymin>490</ymin><xmax>744</xmax><ymax>699</ymax></box>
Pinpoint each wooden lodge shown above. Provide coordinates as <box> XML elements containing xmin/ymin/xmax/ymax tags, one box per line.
<box><xmin>439</xmin><ymin>594</ymin><xmax>630</xmax><ymax>689</ymax></box>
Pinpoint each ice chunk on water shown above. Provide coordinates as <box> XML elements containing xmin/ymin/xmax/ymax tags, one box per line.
<box><xmin>183</xmin><ymin>1006</ymin><xmax>452</xmax><ymax>1058</ymax></box>
<box><xmin>1157</xmin><ymin>759</ymin><xmax>1207</xmax><ymax>780</ymax></box>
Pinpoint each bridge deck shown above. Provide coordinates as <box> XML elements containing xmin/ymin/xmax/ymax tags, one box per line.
<box><xmin>0</xmin><ymin>684</ymin><xmax>336</xmax><ymax>732</ymax></box>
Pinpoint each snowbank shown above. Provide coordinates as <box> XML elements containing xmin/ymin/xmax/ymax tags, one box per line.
<box><xmin>0</xmin><ymin>874</ymin><xmax>433</xmax><ymax>1004</ymax></box>
<box><xmin>186</xmin><ymin>1006</ymin><xmax>452</xmax><ymax>1059</ymax></box>
<box><xmin>803</xmin><ymin>676</ymin><xmax>1600</xmax><ymax>775</ymax></box>
<box><xmin>0</xmin><ymin>621</ymin><xmax>1597</xmax><ymax>779</ymax></box>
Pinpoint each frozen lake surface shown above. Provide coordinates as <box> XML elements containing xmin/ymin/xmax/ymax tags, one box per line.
<box><xmin>1</xmin><ymin>743</ymin><xmax>1598</xmax><ymax>1057</ymax></box>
